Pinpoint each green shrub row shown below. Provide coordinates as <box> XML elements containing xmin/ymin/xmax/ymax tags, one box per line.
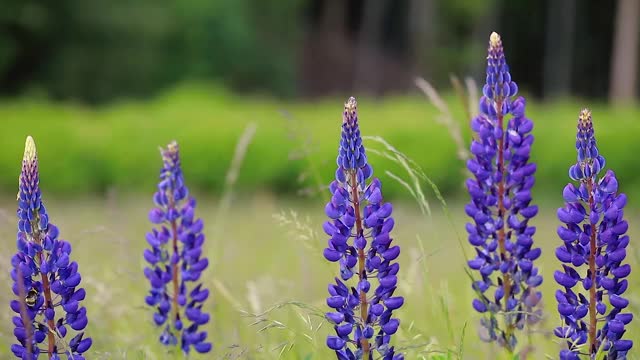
<box><xmin>1</xmin><ymin>85</ymin><xmax>639</xmax><ymax>201</ymax></box>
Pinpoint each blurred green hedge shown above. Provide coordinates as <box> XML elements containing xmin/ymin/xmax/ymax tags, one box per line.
<box><xmin>1</xmin><ymin>84</ymin><xmax>639</xmax><ymax>201</ymax></box>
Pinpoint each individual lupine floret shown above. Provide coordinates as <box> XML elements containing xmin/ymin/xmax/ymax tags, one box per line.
<box><xmin>465</xmin><ymin>32</ymin><xmax>543</xmax><ymax>352</ymax></box>
<box><xmin>554</xmin><ymin>109</ymin><xmax>633</xmax><ymax>359</ymax></box>
<box><xmin>144</xmin><ymin>141</ymin><xmax>212</xmax><ymax>354</ymax></box>
<box><xmin>323</xmin><ymin>97</ymin><xmax>404</xmax><ymax>360</ymax></box>
<box><xmin>10</xmin><ymin>136</ymin><xmax>92</xmax><ymax>359</ymax></box>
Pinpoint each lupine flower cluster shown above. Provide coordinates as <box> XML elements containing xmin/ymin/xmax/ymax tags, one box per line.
<box><xmin>323</xmin><ymin>97</ymin><xmax>404</xmax><ymax>360</ymax></box>
<box><xmin>10</xmin><ymin>136</ymin><xmax>92</xmax><ymax>359</ymax></box>
<box><xmin>144</xmin><ymin>141</ymin><xmax>212</xmax><ymax>354</ymax></box>
<box><xmin>465</xmin><ymin>32</ymin><xmax>543</xmax><ymax>351</ymax></box>
<box><xmin>554</xmin><ymin>109</ymin><xmax>633</xmax><ymax>359</ymax></box>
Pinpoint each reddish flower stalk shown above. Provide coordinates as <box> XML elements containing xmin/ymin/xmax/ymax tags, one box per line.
<box><xmin>29</xmin><ymin>225</ymin><xmax>57</xmax><ymax>355</ymax></box>
<box><xmin>15</xmin><ymin>267</ymin><xmax>33</xmax><ymax>359</ymax></box>
<box><xmin>349</xmin><ymin>171</ymin><xmax>371</xmax><ymax>355</ymax></box>
<box><xmin>495</xmin><ymin>97</ymin><xmax>512</xmax><ymax>309</ymax></box>
<box><xmin>38</xmin><ymin>267</ymin><xmax>56</xmax><ymax>355</ymax></box>
<box><xmin>586</xmin><ymin>179</ymin><xmax>597</xmax><ymax>353</ymax></box>
<box><xmin>169</xmin><ymin>200</ymin><xmax>181</xmax><ymax>326</ymax></box>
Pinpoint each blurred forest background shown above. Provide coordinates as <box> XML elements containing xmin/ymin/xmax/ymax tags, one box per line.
<box><xmin>1</xmin><ymin>0</ymin><xmax>640</xmax><ymax>200</ymax></box>
<box><xmin>2</xmin><ymin>0</ymin><xmax>639</xmax><ymax>103</ymax></box>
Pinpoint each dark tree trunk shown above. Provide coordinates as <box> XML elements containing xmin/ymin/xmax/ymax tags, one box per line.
<box><xmin>353</xmin><ymin>0</ymin><xmax>387</xmax><ymax>95</ymax></box>
<box><xmin>408</xmin><ymin>0</ymin><xmax>435</xmax><ymax>80</ymax></box>
<box><xmin>542</xmin><ymin>0</ymin><xmax>576</xmax><ymax>99</ymax></box>
<box><xmin>609</xmin><ymin>0</ymin><xmax>640</xmax><ymax>103</ymax></box>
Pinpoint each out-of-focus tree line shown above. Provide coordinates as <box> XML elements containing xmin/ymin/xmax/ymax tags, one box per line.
<box><xmin>1</xmin><ymin>0</ymin><xmax>638</xmax><ymax>104</ymax></box>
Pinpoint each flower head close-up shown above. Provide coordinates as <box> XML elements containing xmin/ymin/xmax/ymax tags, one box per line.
<box><xmin>144</xmin><ymin>141</ymin><xmax>212</xmax><ymax>355</ymax></box>
<box><xmin>323</xmin><ymin>97</ymin><xmax>404</xmax><ymax>360</ymax></box>
<box><xmin>10</xmin><ymin>136</ymin><xmax>92</xmax><ymax>359</ymax></box>
<box><xmin>554</xmin><ymin>109</ymin><xmax>633</xmax><ymax>359</ymax></box>
<box><xmin>465</xmin><ymin>32</ymin><xmax>543</xmax><ymax>352</ymax></box>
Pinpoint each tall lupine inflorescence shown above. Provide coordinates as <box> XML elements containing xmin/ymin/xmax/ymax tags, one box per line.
<box><xmin>323</xmin><ymin>97</ymin><xmax>404</xmax><ymax>360</ymax></box>
<box><xmin>554</xmin><ymin>109</ymin><xmax>633</xmax><ymax>359</ymax></box>
<box><xmin>144</xmin><ymin>141</ymin><xmax>212</xmax><ymax>354</ymax></box>
<box><xmin>465</xmin><ymin>32</ymin><xmax>543</xmax><ymax>352</ymax></box>
<box><xmin>10</xmin><ymin>136</ymin><xmax>92</xmax><ymax>359</ymax></box>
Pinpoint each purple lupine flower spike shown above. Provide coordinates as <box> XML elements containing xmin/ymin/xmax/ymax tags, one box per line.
<box><xmin>465</xmin><ymin>32</ymin><xmax>542</xmax><ymax>352</ymax></box>
<box><xmin>555</xmin><ymin>109</ymin><xmax>633</xmax><ymax>359</ymax></box>
<box><xmin>144</xmin><ymin>141</ymin><xmax>212</xmax><ymax>354</ymax></box>
<box><xmin>323</xmin><ymin>97</ymin><xmax>404</xmax><ymax>360</ymax></box>
<box><xmin>10</xmin><ymin>136</ymin><xmax>92</xmax><ymax>359</ymax></box>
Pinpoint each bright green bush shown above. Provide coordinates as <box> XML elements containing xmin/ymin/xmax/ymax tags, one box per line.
<box><xmin>1</xmin><ymin>84</ymin><xmax>639</xmax><ymax>201</ymax></box>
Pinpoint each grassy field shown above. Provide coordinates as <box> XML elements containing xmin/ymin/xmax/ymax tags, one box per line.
<box><xmin>0</xmin><ymin>193</ymin><xmax>638</xmax><ymax>359</ymax></box>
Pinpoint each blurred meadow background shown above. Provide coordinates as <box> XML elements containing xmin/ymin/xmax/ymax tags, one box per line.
<box><xmin>2</xmin><ymin>0</ymin><xmax>640</xmax><ymax>359</ymax></box>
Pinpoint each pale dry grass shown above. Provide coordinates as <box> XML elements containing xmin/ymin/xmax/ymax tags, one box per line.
<box><xmin>1</xmin><ymin>195</ymin><xmax>638</xmax><ymax>359</ymax></box>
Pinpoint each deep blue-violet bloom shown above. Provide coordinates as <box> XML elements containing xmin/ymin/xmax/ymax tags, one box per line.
<box><xmin>554</xmin><ymin>109</ymin><xmax>633</xmax><ymax>359</ymax></box>
<box><xmin>144</xmin><ymin>141</ymin><xmax>212</xmax><ymax>354</ymax></box>
<box><xmin>465</xmin><ymin>32</ymin><xmax>543</xmax><ymax>351</ymax></box>
<box><xmin>323</xmin><ymin>97</ymin><xmax>404</xmax><ymax>360</ymax></box>
<box><xmin>10</xmin><ymin>136</ymin><xmax>92</xmax><ymax>359</ymax></box>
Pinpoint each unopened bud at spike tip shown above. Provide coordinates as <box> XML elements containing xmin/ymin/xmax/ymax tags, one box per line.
<box><xmin>160</xmin><ymin>140</ymin><xmax>180</xmax><ymax>166</ymax></box>
<box><xmin>343</xmin><ymin>97</ymin><xmax>358</xmax><ymax>126</ymax></box>
<box><xmin>345</xmin><ymin>97</ymin><xmax>357</xmax><ymax>113</ymax></box>
<box><xmin>166</xmin><ymin>140</ymin><xmax>178</xmax><ymax>154</ymax></box>
<box><xmin>490</xmin><ymin>32</ymin><xmax>501</xmax><ymax>48</ymax></box>
<box><xmin>19</xmin><ymin>136</ymin><xmax>40</xmax><ymax>204</ymax></box>
<box><xmin>579</xmin><ymin>108</ymin><xmax>592</xmax><ymax>125</ymax></box>
<box><xmin>23</xmin><ymin>136</ymin><xmax>37</xmax><ymax>164</ymax></box>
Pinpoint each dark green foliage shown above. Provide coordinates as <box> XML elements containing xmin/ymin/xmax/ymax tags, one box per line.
<box><xmin>0</xmin><ymin>0</ymin><xmax>620</xmax><ymax>103</ymax></box>
<box><xmin>0</xmin><ymin>0</ymin><xmax>304</xmax><ymax>103</ymax></box>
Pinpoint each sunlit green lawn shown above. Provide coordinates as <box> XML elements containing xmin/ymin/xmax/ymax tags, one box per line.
<box><xmin>2</xmin><ymin>84</ymin><xmax>640</xmax><ymax>202</ymax></box>
<box><xmin>1</xmin><ymin>193</ymin><xmax>638</xmax><ymax>359</ymax></box>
